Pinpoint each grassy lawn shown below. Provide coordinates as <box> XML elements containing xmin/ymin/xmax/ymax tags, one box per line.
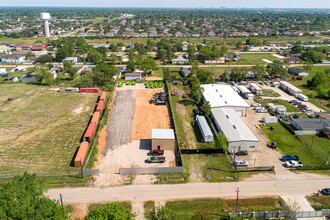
<box><xmin>261</xmin><ymin>123</ymin><xmax>325</xmax><ymax>166</ymax></box>
<box><xmin>262</xmin><ymin>89</ymin><xmax>281</xmax><ymax>97</ymax></box>
<box><xmin>157</xmin><ymin>197</ymin><xmax>287</xmax><ymax>220</ymax></box>
<box><xmin>259</xmin><ymin>99</ymin><xmax>300</xmax><ymax>112</ymax></box>
<box><xmin>240</xmin><ymin>53</ymin><xmax>277</xmax><ymax>64</ymax></box>
<box><xmin>0</xmin><ymin>84</ymin><xmax>99</xmax><ymax>174</ymax></box>
<box><xmin>88</xmin><ymin>201</ymin><xmax>132</xmax><ymax>212</ymax></box>
<box><xmin>299</xmin><ymin>135</ymin><xmax>330</xmax><ymax>163</ymax></box>
<box><xmin>307</xmin><ymin>195</ymin><xmax>330</xmax><ymax>210</ymax></box>
<box><xmin>144</xmin><ymin>201</ymin><xmax>155</xmax><ymax>219</ymax></box>
<box><xmin>288</xmin><ymin>66</ymin><xmax>330</xmax><ymax>112</ymax></box>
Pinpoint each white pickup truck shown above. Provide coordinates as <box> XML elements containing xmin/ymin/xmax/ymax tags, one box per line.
<box><xmin>285</xmin><ymin>160</ymin><xmax>303</xmax><ymax>168</ymax></box>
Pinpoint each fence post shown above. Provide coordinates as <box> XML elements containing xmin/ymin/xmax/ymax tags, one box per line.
<box><xmin>278</xmin><ymin>210</ymin><xmax>281</xmax><ymax>218</ymax></box>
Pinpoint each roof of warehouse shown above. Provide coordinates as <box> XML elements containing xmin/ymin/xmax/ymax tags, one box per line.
<box><xmin>280</xmin><ymin>81</ymin><xmax>302</xmax><ymax>93</ymax></box>
<box><xmin>201</xmin><ymin>84</ymin><xmax>250</xmax><ymax>108</ymax></box>
<box><xmin>196</xmin><ymin>115</ymin><xmax>213</xmax><ymax>137</ymax></box>
<box><xmin>211</xmin><ymin>108</ymin><xmax>259</xmax><ymax>143</ymax></box>
<box><xmin>152</xmin><ymin>129</ymin><xmax>175</xmax><ymax>139</ymax></box>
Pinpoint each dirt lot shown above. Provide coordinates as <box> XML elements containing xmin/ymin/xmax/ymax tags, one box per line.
<box><xmin>129</xmin><ymin>88</ymin><xmax>171</xmax><ymax>141</ymax></box>
<box><xmin>95</xmin><ymin>84</ymin><xmax>174</xmax><ymax>186</ymax></box>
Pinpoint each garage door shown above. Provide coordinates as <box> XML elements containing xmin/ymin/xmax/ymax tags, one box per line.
<box><xmin>236</xmin><ymin>110</ymin><xmax>243</xmax><ymax>117</ymax></box>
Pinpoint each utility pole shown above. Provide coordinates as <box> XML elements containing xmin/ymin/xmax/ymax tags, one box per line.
<box><xmin>235</xmin><ymin>187</ymin><xmax>240</xmax><ymax>213</ymax></box>
<box><xmin>227</xmin><ymin>53</ymin><xmax>231</xmax><ymax>83</ymax></box>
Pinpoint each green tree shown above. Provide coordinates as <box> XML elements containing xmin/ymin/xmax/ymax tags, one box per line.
<box><xmin>127</xmin><ymin>60</ymin><xmax>136</xmax><ymax>72</ymax></box>
<box><xmin>291</xmin><ymin>45</ymin><xmax>303</xmax><ymax>54</ymax></box>
<box><xmin>85</xmin><ymin>203</ymin><xmax>135</xmax><ymax>220</ymax></box>
<box><xmin>25</xmin><ymin>51</ymin><xmax>36</xmax><ymax>60</ymax></box>
<box><xmin>87</xmin><ymin>50</ymin><xmax>103</xmax><ymax>64</ymax></box>
<box><xmin>251</xmin><ymin>65</ymin><xmax>266</xmax><ymax>80</ymax></box>
<box><xmin>163</xmin><ymin>67</ymin><xmax>171</xmax><ymax>80</ymax></box>
<box><xmin>138</xmin><ymin>58</ymin><xmax>157</xmax><ymax>73</ymax></box>
<box><xmin>266</xmin><ymin>61</ymin><xmax>288</xmax><ymax>79</ymax></box>
<box><xmin>55</xmin><ymin>47</ymin><xmax>68</xmax><ymax>62</ymax></box>
<box><xmin>0</xmin><ymin>172</ymin><xmax>66</xmax><ymax>219</ymax></box>
<box><xmin>302</xmin><ymin>50</ymin><xmax>326</xmax><ymax>63</ymax></box>
<box><xmin>157</xmin><ymin>49</ymin><xmax>167</xmax><ymax>61</ymax></box>
<box><xmin>200</xmin><ymin>101</ymin><xmax>211</xmax><ymax>117</ymax></box>
<box><xmin>215</xmin><ymin>132</ymin><xmax>227</xmax><ymax>151</ymax></box>
<box><xmin>35</xmin><ymin>54</ymin><xmax>53</xmax><ymax>63</ymax></box>
<box><xmin>302</xmin><ymin>61</ymin><xmax>313</xmax><ymax>72</ymax></box>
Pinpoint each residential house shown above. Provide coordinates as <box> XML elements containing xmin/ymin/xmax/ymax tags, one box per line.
<box><xmin>204</xmin><ymin>58</ymin><xmax>225</xmax><ymax>64</ymax></box>
<box><xmin>180</xmin><ymin>67</ymin><xmax>192</xmax><ymax>77</ymax></box>
<box><xmin>31</xmin><ymin>43</ymin><xmax>46</xmax><ymax>51</ymax></box>
<box><xmin>231</xmin><ymin>51</ymin><xmax>241</xmax><ymax>60</ymax></box>
<box><xmin>290</xmin><ymin>118</ymin><xmax>330</xmax><ymax>135</ymax></box>
<box><xmin>125</xmin><ymin>72</ymin><xmax>142</xmax><ymax>81</ymax></box>
<box><xmin>0</xmin><ymin>52</ymin><xmax>26</xmax><ymax>64</ymax></box>
<box><xmin>63</xmin><ymin>57</ymin><xmax>78</xmax><ymax>64</ymax></box>
<box><xmin>21</xmin><ymin>73</ymin><xmax>36</xmax><ymax>83</ymax></box>
<box><xmin>288</xmin><ymin>67</ymin><xmax>308</xmax><ymax>77</ymax></box>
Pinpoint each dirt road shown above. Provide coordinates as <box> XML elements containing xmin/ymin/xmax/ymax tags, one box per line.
<box><xmin>47</xmin><ymin>178</ymin><xmax>329</xmax><ymax>204</ymax></box>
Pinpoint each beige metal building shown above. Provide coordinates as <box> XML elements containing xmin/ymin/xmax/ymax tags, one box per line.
<box><xmin>152</xmin><ymin>129</ymin><xmax>175</xmax><ymax>150</ymax></box>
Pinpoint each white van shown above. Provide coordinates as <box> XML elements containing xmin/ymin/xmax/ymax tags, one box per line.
<box><xmin>297</xmin><ymin>94</ymin><xmax>308</xmax><ymax>101</ymax></box>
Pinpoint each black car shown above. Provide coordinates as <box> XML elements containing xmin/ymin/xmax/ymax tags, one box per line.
<box><xmin>282</xmin><ymin>155</ymin><xmax>299</xmax><ymax>161</ymax></box>
<box><xmin>320</xmin><ymin>188</ymin><xmax>330</xmax><ymax>195</ymax></box>
<box><xmin>235</xmin><ymin>151</ymin><xmax>248</xmax><ymax>156</ymax></box>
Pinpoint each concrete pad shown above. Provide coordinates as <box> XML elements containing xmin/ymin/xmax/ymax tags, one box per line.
<box><xmin>281</xmin><ymin>195</ymin><xmax>315</xmax><ymax>212</ymax></box>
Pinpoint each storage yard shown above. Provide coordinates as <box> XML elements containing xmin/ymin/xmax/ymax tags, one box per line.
<box><xmin>0</xmin><ymin>84</ymin><xmax>99</xmax><ymax>173</ymax></box>
<box><xmin>95</xmin><ymin>83</ymin><xmax>174</xmax><ymax>186</ymax></box>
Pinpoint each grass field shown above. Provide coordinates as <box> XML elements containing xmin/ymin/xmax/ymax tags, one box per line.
<box><xmin>0</xmin><ymin>84</ymin><xmax>99</xmax><ymax>174</ymax></box>
<box><xmin>259</xmin><ymin>99</ymin><xmax>300</xmax><ymax>112</ymax></box>
<box><xmin>240</xmin><ymin>53</ymin><xmax>277</xmax><ymax>64</ymax></box>
<box><xmin>261</xmin><ymin>123</ymin><xmax>325</xmax><ymax>166</ymax></box>
<box><xmin>307</xmin><ymin>195</ymin><xmax>330</xmax><ymax>210</ymax></box>
<box><xmin>88</xmin><ymin>201</ymin><xmax>132</xmax><ymax>212</ymax></box>
<box><xmin>288</xmin><ymin>66</ymin><xmax>330</xmax><ymax>112</ymax></box>
<box><xmin>143</xmin><ymin>197</ymin><xmax>287</xmax><ymax>219</ymax></box>
<box><xmin>262</xmin><ymin>89</ymin><xmax>281</xmax><ymax>97</ymax></box>
<box><xmin>299</xmin><ymin>135</ymin><xmax>330</xmax><ymax>163</ymax></box>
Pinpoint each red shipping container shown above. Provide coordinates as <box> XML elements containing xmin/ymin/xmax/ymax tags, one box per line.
<box><xmin>91</xmin><ymin>112</ymin><xmax>100</xmax><ymax>124</ymax></box>
<box><xmin>74</xmin><ymin>142</ymin><xmax>89</xmax><ymax>167</ymax></box>
<box><xmin>84</xmin><ymin>123</ymin><xmax>96</xmax><ymax>142</ymax></box>
<box><xmin>99</xmin><ymin>92</ymin><xmax>106</xmax><ymax>101</ymax></box>
<box><xmin>80</xmin><ymin>88</ymin><xmax>100</xmax><ymax>93</ymax></box>
<box><xmin>96</xmin><ymin>100</ymin><xmax>104</xmax><ymax>113</ymax></box>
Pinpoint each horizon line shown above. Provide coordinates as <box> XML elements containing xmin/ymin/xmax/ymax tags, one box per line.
<box><xmin>0</xmin><ymin>6</ymin><xmax>329</xmax><ymax>9</ymax></box>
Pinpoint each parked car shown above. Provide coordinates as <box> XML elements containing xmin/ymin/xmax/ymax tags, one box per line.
<box><xmin>285</xmin><ymin>160</ymin><xmax>303</xmax><ymax>168</ymax></box>
<box><xmin>235</xmin><ymin>151</ymin><xmax>248</xmax><ymax>156</ymax></box>
<box><xmin>147</xmin><ymin>156</ymin><xmax>166</xmax><ymax>163</ymax></box>
<box><xmin>296</xmin><ymin>101</ymin><xmax>302</xmax><ymax>106</ymax></box>
<box><xmin>149</xmin><ymin>149</ymin><xmax>164</xmax><ymax>156</ymax></box>
<box><xmin>282</xmin><ymin>155</ymin><xmax>300</xmax><ymax>161</ymax></box>
<box><xmin>298</xmin><ymin>104</ymin><xmax>307</xmax><ymax>109</ymax></box>
<box><xmin>270</xmin><ymin>141</ymin><xmax>277</xmax><ymax>149</ymax></box>
<box><xmin>319</xmin><ymin>188</ymin><xmax>330</xmax><ymax>195</ymax></box>
<box><xmin>258</xmin><ymin>107</ymin><xmax>268</xmax><ymax>113</ymax></box>
<box><xmin>289</xmin><ymin>100</ymin><xmax>298</xmax><ymax>104</ymax></box>
<box><xmin>234</xmin><ymin>160</ymin><xmax>249</xmax><ymax>167</ymax></box>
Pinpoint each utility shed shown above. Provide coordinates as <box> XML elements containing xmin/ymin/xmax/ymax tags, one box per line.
<box><xmin>201</xmin><ymin>84</ymin><xmax>250</xmax><ymax>116</ymax></box>
<box><xmin>249</xmin><ymin>83</ymin><xmax>262</xmax><ymax>95</ymax></box>
<box><xmin>196</xmin><ymin>115</ymin><xmax>213</xmax><ymax>142</ymax></box>
<box><xmin>211</xmin><ymin>108</ymin><xmax>259</xmax><ymax>153</ymax></box>
<box><xmin>125</xmin><ymin>72</ymin><xmax>142</xmax><ymax>81</ymax></box>
<box><xmin>152</xmin><ymin>129</ymin><xmax>175</xmax><ymax>151</ymax></box>
<box><xmin>237</xmin><ymin>85</ymin><xmax>254</xmax><ymax>100</ymax></box>
<box><xmin>279</xmin><ymin>81</ymin><xmax>302</xmax><ymax>97</ymax></box>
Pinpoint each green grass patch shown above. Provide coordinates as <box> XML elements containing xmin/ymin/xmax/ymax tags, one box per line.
<box><xmin>164</xmin><ymin>197</ymin><xmax>287</xmax><ymax>219</ymax></box>
<box><xmin>240</xmin><ymin>53</ymin><xmax>277</xmax><ymax>64</ymax></box>
<box><xmin>307</xmin><ymin>195</ymin><xmax>330</xmax><ymax>210</ymax></box>
<box><xmin>144</xmin><ymin>201</ymin><xmax>155</xmax><ymax>219</ymax></box>
<box><xmin>88</xmin><ymin>201</ymin><xmax>132</xmax><ymax>212</ymax></box>
<box><xmin>0</xmin><ymin>84</ymin><xmax>99</xmax><ymax>173</ymax></box>
<box><xmin>262</xmin><ymin>89</ymin><xmax>281</xmax><ymax>97</ymax></box>
<box><xmin>299</xmin><ymin>135</ymin><xmax>330</xmax><ymax>163</ymax></box>
<box><xmin>261</xmin><ymin>123</ymin><xmax>325</xmax><ymax>166</ymax></box>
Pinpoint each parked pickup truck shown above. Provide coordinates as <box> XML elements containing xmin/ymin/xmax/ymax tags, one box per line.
<box><xmin>149</xmin><ymin>149</ymin><xmax>164</xmax><ymax>156</ymax></box>
<box><xmin>147</xmin><ymin>156</ymin><xmax>166</xmax><ymax>163</ymax></box>
<box><xmin>285</xmin><ymin>160</ymin><xmax>303</xmax><ymax>168</ymax></box>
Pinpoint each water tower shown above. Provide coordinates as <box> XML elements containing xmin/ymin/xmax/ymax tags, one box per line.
<box><xmin>40</xmin><ymin>12</ymin><xmax>51</xmax><ymax>37</ymax></box>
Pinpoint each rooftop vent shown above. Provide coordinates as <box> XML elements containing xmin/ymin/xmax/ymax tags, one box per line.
<box><xmin>226</xmin><ymin>115</ymin><xmax>229</xmax><ymax>119</ymax></box>
<box><xmin>233</xmin><ymin>125</ymin><xmax>236</xmax><ymax>129</ymax></box>
<box><xmin>220</xmin><ymin>95</ymin><xmax>222</xmax><ymax>97</ymax></box>
<box><xmin>224</xmin><ymin>101</ymin><xmax>227</xmax><ymax>104</ymax></box>
<box><xmin>216</xmin><ymin>89</ymin><xmax>218</xmax><ymax>92</ymax></box>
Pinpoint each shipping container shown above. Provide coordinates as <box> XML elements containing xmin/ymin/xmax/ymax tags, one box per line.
<box><xmin>99</xmin><ymin>92</ymin><xmax>106</xmax><ymax>101</ymax></box>
<box><xmin>74</xmin><ymin>142</ymin><xmax>89</xmax><ymax>167</ymax></box>
<box><xmin>91</xmin><ymin>112</ymin><xmax>100</xmax><ymax>124</ymax></box>
<box><xmin>59</xmin><ymin>87</ymin><xmax>79</xmax><ymax>92</ymax></box>
<box><xmin>96</xmin><ymin>100</ymin><xmax>104</xmax><ymax>113</ymax></box>
<box><xmin>80</xmin><ymin>88</ymin><xmax>100</xmax><ymax>93</ymax></box>
<box><xmin>84</xmin><ymin>123</ymin><xmax>96</xmax><ymax>142</ymax></box>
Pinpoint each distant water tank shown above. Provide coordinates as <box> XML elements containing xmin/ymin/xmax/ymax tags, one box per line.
<box><xmin>40</xmin><ymin>12</ymin><xmax>50</xmax><ymax>20</ymax></box>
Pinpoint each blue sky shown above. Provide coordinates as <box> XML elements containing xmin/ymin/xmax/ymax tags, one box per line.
<box><xmin>0</xmin><ymin>0</ymin><xmax>329</xmax><ymax>8</ymax></box>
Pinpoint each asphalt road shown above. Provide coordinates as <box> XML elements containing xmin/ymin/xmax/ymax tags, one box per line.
<box><xmin>46</xmin><ymin>178</ymin><xmax>329</xmax><ymax>204</ymax></box>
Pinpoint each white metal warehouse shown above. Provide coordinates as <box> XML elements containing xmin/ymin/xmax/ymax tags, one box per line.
<box><xmin>211</xmin><ymin>108</ymin><xmax>259</xmax><ymax>153</ymax></box>
<box><xmin>279</xmin><ymin>81</ymin><xmax>302</xmax><ymax>96</ymax></box>
<box><xmin>196</xmin><ymin>115</ymin><xmax>213</xmax><ymax>143</ymax></box>
<box><xmin>201</xmin><ymin>84</ymin><xmax>250</xmax><ymax>116</ymax></box>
